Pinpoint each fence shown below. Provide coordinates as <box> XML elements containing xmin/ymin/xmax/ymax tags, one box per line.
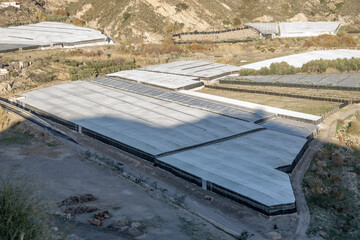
<box><xmin>220</xmin><ymin>79</ymin><xmax>360</xmax><ymax>92</ymax></box>
<box><xmin>321</xmin><ymin>101</ymin><xmax>350</xmax><ymax>120</ymax></box>
<box><xmin>172</xmin><ymin>26</ymin><xmax>257</xmax><ymax>44</ymax></box>
<box><xmin>206</xmin><ymin>85</ymin><xmax>358</xmax><ymax>103</ymax></box>
<box><xmin>173</xmin><ymin>27</ymin><xmax>249</xmax><ymax>37</ymax></box>
<box><xmin>174</xmin><ymin>39</ymin><xmax>253</xmax><ymax>45</ymax></box>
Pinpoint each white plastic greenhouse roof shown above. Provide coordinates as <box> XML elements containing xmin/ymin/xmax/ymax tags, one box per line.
<box><xmin>158</xmin><ymin>130</ymin><xmax>307</xmax><ymax>206</ymax></box>
<box><xmin>107</xmin><ymin>70</ymin><xmax>202</xmax><ymax>90</ymax></box>
<box><xmin>240</xmin><ymin>49</ymin><xmax>360</xmax><ymax>70</ymax></box>
<box><xmin>279</xmin><ymin>21</ymin><xmax>340</xmax><ymax>38</ymax></box>
<box><xmin>0</xmin><ymin>22</ymin><xmax>111</xmax><ymax>52</ymax></box>
<box><xmin>140</xmin><ymin>61</ymin><xmax>241</xmax><ymax>79</ymax></box>
<box><xmin>18</xmin><ymin>81</ymin><xmax>261</xmax><ymax>156</ymax></box>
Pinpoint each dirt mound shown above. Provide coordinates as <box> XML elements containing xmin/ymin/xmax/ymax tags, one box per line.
<box><xmin>58</xmin><ymin>193</ymin><xmax>97</xmax><ymax>206</ymax></box>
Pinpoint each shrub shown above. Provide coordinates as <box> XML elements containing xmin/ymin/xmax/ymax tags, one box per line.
<box><xmin>233</xmin><ymin>17</ymin><xmax>242</xmax><ymax>26</ymax></box>
<box><xmin>348</xmin><ymin>121</ymin><xmax>360</xmax><ymax>135</ymax></box>
<box><xmin>45</xmin><ymin>14</ymin><xmax>67</xmax><ymax>22</ymax></box>
<box><xmin>73</xmin><ymin>18</ymin><xmax>84</xmax><ymax>26</ymax></box>
<box><xmin>301</xmin><ymin>59</ymin><xmax>329</xmax><ymax>73</ymax></box>
<box><xmin>0</xmin><ymin>179</ymin><xmax>61</xmax><ymax>240</ymax></box>
<box><xmin>175</xmin><ymin>3</ymin><xmax>189</xmax><ymax>13</ymax></box>
<box><xmin>123</xmin><ymin>12</ymin><xmax>131</xmax><ymax>22</ymax></box>
<box><xmin>269</xmin><ymin>61</ymin><xmax>297</xmax><ymax>75</ymax></box>
<box><xmin>53</xmin><ymin>9</ymin><xmax>68</xmax><ymax>16</ymax></box>
<box><xmin>332</xmin><ymin>155</ymin><xmax>344</xmax><ymax>168</ymax></box>
<box><xmin>238</xmin><ymin>68</ymin><xmax>258</xmax><ymax>76</ymax></box>
<box><xmin>303</xmin><ymin>34</ymin><xmax>357</xmax><ymax>48</ymax></box>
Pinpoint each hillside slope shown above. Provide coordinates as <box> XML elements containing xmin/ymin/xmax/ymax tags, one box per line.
<box><xmin>63</xmin><ymin>0</ymin><xmax>360</xmax><ymax>42</ymax></box>
<box><xmin>1</xmin><ymin>0</ymin><xmax>360</xmax><ymax>43</ymax></box>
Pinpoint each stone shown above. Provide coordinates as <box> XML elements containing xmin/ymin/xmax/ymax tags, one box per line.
<box><xmin>131</xmin><ymin>222</ymin><xmax>142</xmax><ymax>228</ymax></box>
<box><xmin>51</xmin><ymin>226</ymin><xmax>59</xmax><ymax>232</ymax></box>
<box><xmin>68</xmin><ymin>234</ymin><xmax>80</xmax><ymax>240</ymax></box>
<box><xmin>113</xmin><ymin>217</ymin><xmax>130</xmax><ymax>227</ymax></box>
<box><xmin>128</xmin><ymin>227</ymin><xmax>143</xmax><ymax>238</ymax></box>
<box><xmin>204</xmin><ymin>195</ymin><xmax>213</xmax><ymax>201</ymax></box>
<box><xmin>268</xmin><ymin>231</ymin><xmax>282</xmax><ymax>240</ymax></box>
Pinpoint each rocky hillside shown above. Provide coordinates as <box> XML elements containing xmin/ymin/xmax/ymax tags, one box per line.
<box><xmin>0</xmin><ymin>0</ymin><xmax>45</xmax><ymax>27</ymax></box>
<box><xmin>64</xmin><ymin>0</ymin><xmax>360</xmax><ymax>42</ymax></box>
<box><xmin>1</xmin><ymin>0</ymin><xmax>360</xmax><ymax>42</ymax></box>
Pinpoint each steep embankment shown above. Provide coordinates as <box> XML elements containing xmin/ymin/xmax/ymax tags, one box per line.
<box><xmin>1</xmin><ymin>0</ymin><xmax>360</xmax><ymax>42</ymax></box>
<box><xmin>62</xmin><ymin>0</ymin><xmax>360</xmax><ymax>42</ymax></box>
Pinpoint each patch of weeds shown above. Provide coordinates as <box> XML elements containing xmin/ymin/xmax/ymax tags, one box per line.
<box><xmin>178</xmin><ymin>217</ymin><xmax>196</xmax><ymax>236</ymax></box>
<box><xmin>135</xmin><ymin>175</ymin><xmax>145</xmax><ymax>184</ymax></box>
<box><xmin>0</xmin><ymin>178</ymin><xmax>65</xmax><ymax>240</ymax></box>
<box><xmin>47</xmin><ymin>142</ymin><xmax>59</xmax><ymax>147</ymax></box>
<box><xmin>173</xmin><ymin>194</ymin><xmax>186</xmax><ymax>205</ymax></box>
<box><xmin>0</xmin><ymin>136</ymin><xmax>22</xmax><ymax>144</ymax></box>
<box><xmin>238</xmin><ymin>229</ymin><xmax>253</xmax><ymax>240</ymax></box>
<box><xmin>150</xmin><ymin>181</ymin><xmax>158</xmax><ymax>189</ymax></box>
<box><xmin>84</xmin><ymin>151</ymin><xmax>124</xmax><ymax>172</ymax></box>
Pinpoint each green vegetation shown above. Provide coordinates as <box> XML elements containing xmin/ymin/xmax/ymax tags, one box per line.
<box><xmin>304</xmin><ymin>142</ymin><xmax>360</xmax><ymax>239</ymax></box>
<box><xmin>175</xmin><ymin>3</ymin><xmax>189</xmax><ymax>13</ymax></box>
<box><xmin>304</xmin><ymin>34</ymin><xmax>357</xmax><ymax>48</ymax></box>
<box><xmin>239</xmin><ymin>58</ymin><xmax>360</xmax><ymax>76</ymax></box>
<box><xmin>63</xmin><ymin>59</ymin><xmax>135</xmax><ymax>81</ymax></box>
<box><xmin>0</xmin><ymin>178</ymin><xmax>64</xmax><ymax>240</ymax></box>
<box><xmin>123</xmin><ymin>12</ymin><xmax>131</xmax><ymax>22</ymax></box>
<box><xmin>45</xmin><ymin>14</ymin><xmax>68</xmax><ymax>22</ymax></box>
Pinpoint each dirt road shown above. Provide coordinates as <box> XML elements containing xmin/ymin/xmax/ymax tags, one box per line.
<box><xmin>290</xmin><ymin>104</ymin><xmax>360</xmax><ymax>240</ymax></box>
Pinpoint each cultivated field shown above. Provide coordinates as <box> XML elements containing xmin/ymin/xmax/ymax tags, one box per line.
<box><xmin>198</xmin><ymin>87</ymin><xmax>340</xmax><ymax>115</ymax></box>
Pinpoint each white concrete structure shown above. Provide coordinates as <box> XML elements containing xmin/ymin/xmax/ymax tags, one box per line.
<box><xmin>244</xmin><ymin>23</ymin><xmax>279</xmax><ymax>37</ymax></box>
<box><xmin>107</xmin><ymin>70</ymin><xmax>202</xmax><ymax>90</ymax></box>
<box><xmin>0</xmin><ymin>22</ymin><xmax>113</xmax><ymax>52</ymax></box>
<box><xmin>180</xmin><ymin>90</ymin><xmax>322</xmax><ymax>124</ymax></box>
<box><xmin>141</xmin><ymin>61</ymin><xmax>241</xmax><ymax>80</ymax></box>
<box><xmin>240</xmin><ymin>49</ymin><xmax>360</xmax><ymax>70</ymax></box>
<box><xmin>279</xmin><ymin>22</ymin><xmax>340</xmax><ymax>38</ymax></box>
<box><xmin>0</xmin><ymin>2</ymin><xmax>20</xmax><ymax>8</ymax></box>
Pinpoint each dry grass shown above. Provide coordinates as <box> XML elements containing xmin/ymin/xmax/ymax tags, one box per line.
<box><xmin>198</xmin><ymin>88</ymin><xmax>339</xmax><ymax>115</ymax></box>
<box><xmin>213</xmin><ymin>84</ymin><xmax>360</xmax><ymax>101</ymax></box>
<box><xmin>0</xmin><ymin>178</ymin><xmax>64</xmax><ymax>240</ymax></box>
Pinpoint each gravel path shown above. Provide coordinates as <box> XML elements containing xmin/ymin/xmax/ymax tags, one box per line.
<box><xmin>290</xmin><ymin>103</ymin><xmax>360</xmax><ymax>240</ymax></box>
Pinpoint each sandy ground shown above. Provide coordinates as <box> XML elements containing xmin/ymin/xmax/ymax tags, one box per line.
<box><xmin>0</xmin><ymin>122</ymin><xmax>234</xmax><ymax>240</ymax></box>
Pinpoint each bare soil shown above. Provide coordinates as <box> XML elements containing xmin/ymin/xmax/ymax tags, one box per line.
<box><xmin>198</xmin><ymin>87</ymin><xmax>340</xmax><ymax>115</ymax></box>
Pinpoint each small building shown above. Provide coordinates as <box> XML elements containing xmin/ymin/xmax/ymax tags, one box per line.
<box><xmin>0</xmin><ymin>2</ymin><xmax>20</xmax><ymax>8</ymax></box>
<box><xmin>0</xmin><ymin>68</ymin><xmax>9</xmax><ymax>82</ymax></box>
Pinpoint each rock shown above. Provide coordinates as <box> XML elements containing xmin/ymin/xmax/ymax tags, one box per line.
<box><xmin>204</xmin><ymin>195</ymin><xmax>213</xmax><ymax>201</ymax></box>
<box><xmin>64</xmin><ymin>205</ymin><xmax>98</xmax><ymax>215</ymax></box>
<box><xmin>120</xmin><ymin>226</ymin><xmax>130</xmax><ymax>232</ymax></box>
<box><xmin>59</xmin><ymin>194</ymin><xmax>97</xmax><ymax>207</ymax></box>
<box><xmin>268</xmin><ymin>231</ymin><xmax>282</xmax><ymax>240</ymax></box>
<box><xmin>51</xmin><ymin>226</ymin><xmax>59</xmax><ymax>232</ymax></box>
<box><xmin>319</xmin><ymin>231</ymin><xmax>327</xmax><ymax>237</ymax></box>
<box><xmin>112</xmin><ymin>217</ymin><xmax>130</xmax><ymax>227</ymax></box>
<box><xmin>128</xmin><ymin>227</ymin><xmax>143</xmax><ymax>238</ymax></box>
<box><xmin>68</xmin><ymin>234</ymin><xmax>80</xmax><ymax>240</ymax></box>
<box><xmin>290</xmin><ymin>13</ymin><xmax>308</xmax><ymax>22</ymax></box>
<box><xmin>131</xmin><ymin>222</ymin><xmax>142</xmax><ymax>228</ymax></box>
<box><xmin>254</xmin><ymin>15</ymin><xmax>274</xmax><ymax>23</ymax></box>
<box><xmin>66</xmin><ymin>213</ymin><xmax>72</xmax><ymax>220</ymax></box>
